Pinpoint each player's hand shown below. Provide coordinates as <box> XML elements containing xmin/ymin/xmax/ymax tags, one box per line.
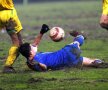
<box><xmin>27</xmin><ymin>59</ymin><xmax>38</xmax><ymax>65</ymax></box>
<box><xmin>26</xmin><ymin>61</ymin><xmax>36</xmax><ymax>71</ymax></box>
<box><xmin>40</xmin><ymin>24</ymin><xmax>50</xmax><ymax>34</ymax></box>
<box><xmin>6</xmin><ymin>18</ymin><xmax>17</xmax><ymax>30</ymax></box>
<box><xmin>26</xmin><ymin>59</ymin><xmax>38</xmax><ymax>71</ymax></box>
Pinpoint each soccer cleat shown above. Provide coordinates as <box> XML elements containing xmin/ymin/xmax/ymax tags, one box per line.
<box><xmin>69</xmin><ymin>30</ymin><xmax>87</xmax><ymax>39</ymax></box>
<box><xmin>93</xmin><ymin>59</ymin><xmax>104</xmax><ymax>64</ymax></box>
<box><xmin>69</xmin><ymin>30</ymin><xmax>80</xmax><ymax>37</ymax></box>
<box><xmin>3</xmin><ymin>66</ymin><xmax>16</xmax><ymax>73</ymax></box>
<box><xmin>92</xmin><ymin>59</ymin><xmax>108</xmax><ymax>68</ymax></box>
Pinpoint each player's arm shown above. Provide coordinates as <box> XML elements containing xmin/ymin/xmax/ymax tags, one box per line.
<box><xmin>32</xmin><ymin>33</ymin><xmax>43</xmax><ymax>47</ymax></box>
<box><xmin>32</xmin><ymin>24</ymin><xmax>50</xmax><ymax>47</ymax></box>
<box><xmin>26</xmin><ymin>61</ymin><xmax>47</xmax><ymax>71</ymax></box>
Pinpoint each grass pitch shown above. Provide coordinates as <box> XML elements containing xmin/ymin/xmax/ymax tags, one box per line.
<box><xmin>0</xmin><ymin>1</ymin><xmax>108</xmax><ymax>90</ymax></box>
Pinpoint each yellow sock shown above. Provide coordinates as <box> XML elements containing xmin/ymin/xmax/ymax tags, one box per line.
<box><xmin>5</xmin><ymin>46</ymin><xmax>19</xmax><ymax>66</ymax></box>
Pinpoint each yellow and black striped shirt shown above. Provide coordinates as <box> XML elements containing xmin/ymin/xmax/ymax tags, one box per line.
<box><xmin>0</xmin><ymin>0</ymin><xmax>14</xmax><ymax>10</ymax></box>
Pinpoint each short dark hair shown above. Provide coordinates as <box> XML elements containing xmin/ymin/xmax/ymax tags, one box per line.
<box><xmin>19</xmin><ymin>43</ymin><xmax>31</xmax><ymax>59</ymax></box>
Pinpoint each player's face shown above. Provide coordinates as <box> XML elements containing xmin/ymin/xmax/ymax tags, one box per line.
<box><xmin>30</xmin><ymin>44</ymin><xmax>37</xmax><ymax>56</ymax></box>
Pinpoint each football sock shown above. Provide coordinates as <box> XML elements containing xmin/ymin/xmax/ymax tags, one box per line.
<box><xmin>5</xmin><ymin>46</ymin><xmax>19</xmax><ymax>66</ymax></box>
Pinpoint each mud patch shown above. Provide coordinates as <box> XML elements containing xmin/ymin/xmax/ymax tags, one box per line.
<box><xmin>0</xmin><ymin>57</ymin><xmax>6</xmax><ymax>60</ymax></box>
<box><xmin>95</xmin><ymin>79</ymin><xmax>108</xmax><ymax>83</ymax></box>
<box><xmin>28</xmin><ymin>77</ymin><xmax>57</xmax><ymax>83</ymax></box>
<box><xmin>60</xmin><ymin>78</ymin><xmax>81</xmax><ymax>82</ymax></box>
<box><xmin>0</xmin><ymin>88</ymin><xmax>3</xmax><ymax>90</ymax></box>
<box><xmin>28</xmin><ymin>77</ymin><xmax>82</xmax><ymax>84</ymax></box>
<box><xmin>0</xmin><ymin>49</ymin><xmax>3</xmax><ymax>51</ymax></box>
<box><xmin>28</xmin><ymin>78</ymin><xmax>43</xmax><ymax>83</ymax></box>
<box><xmin>64</xmin><ymin>78</ymin><xmax>81</xmax><ymax>81</ymax></box>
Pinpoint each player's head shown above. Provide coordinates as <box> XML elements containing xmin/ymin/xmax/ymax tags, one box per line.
<box><xmin>74</xmin><ymin>35</ymin><xmax>84</xmax><ymax>46</ymax></box>
<box><xmin>19</xmin><ymin>43</ymin><xmax>31</xmax><ymax>59</ymax></box>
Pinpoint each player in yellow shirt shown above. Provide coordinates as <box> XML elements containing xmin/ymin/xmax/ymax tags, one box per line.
<box><xmin>100</xmin><ymin>0</ymin><xmax>108</xmax><ymax>30</ymax></box>
<box><xmin>0</xmin><ymin>0</ymin><xmax>23</xmax><ymax>73</ymax></box>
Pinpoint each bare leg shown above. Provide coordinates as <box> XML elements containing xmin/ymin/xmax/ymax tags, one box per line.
<box><xmin>82</xmin><ymin>57</ymin><xmax>95</xmax><ymax>66</ymax></box>
<box><xmin>82</xmin><ymin>57</ymin><xmax>108</xmax><ymax>68</ymax></box>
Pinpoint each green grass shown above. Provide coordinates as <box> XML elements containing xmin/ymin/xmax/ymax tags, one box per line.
<box><xmin>0</xmin><ymin>1</ymin><xmax>108</xmax><ymax>90</ymax></box>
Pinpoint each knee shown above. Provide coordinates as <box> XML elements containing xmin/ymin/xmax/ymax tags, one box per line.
<box><xmin>100</xmin><ymin>21</ymin><xmax>108</xmax><ymax>30</ymax></box>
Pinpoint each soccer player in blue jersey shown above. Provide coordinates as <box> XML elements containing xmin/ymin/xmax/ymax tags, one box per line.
<box><xmin>19</xmin><ymin>24</ymin><xmax>106</xmax><ymax>71</ymax></box>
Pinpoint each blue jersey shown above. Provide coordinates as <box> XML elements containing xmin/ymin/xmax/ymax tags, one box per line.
<box><xmin>33</xmin><ymin>42</ymin><xmax>83</xmax><ymax>70</ymax></box>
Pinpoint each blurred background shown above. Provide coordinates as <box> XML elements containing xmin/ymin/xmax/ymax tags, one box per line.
<box><xmin>14</xmin><ymin>0</ymin><xmax>97</xmax><ymax>4</ymax></box>
<box><xmin>14</xmin><ymin>0</ymin><xmax>107</xmax><ymax>39</ymax></box>
<box><xmin>1</xmin><ymin>0</ymin><xmax>107</xmax><ymax>47</ymax></box>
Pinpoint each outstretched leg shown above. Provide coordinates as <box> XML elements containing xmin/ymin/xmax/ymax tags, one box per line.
<box><xmin>82</xmin><ymin>57</ymin><xmax>108</xmax><ymax>68</ymax></box>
